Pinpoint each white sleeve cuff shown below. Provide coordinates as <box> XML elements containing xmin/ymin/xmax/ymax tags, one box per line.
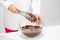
<box><xmin>1</xmin><ymin>1</ymin><xmax>12</xmax><ymax>9</ymax></box>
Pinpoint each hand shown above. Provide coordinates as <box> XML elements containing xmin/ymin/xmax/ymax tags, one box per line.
<box><xmin>34</xmin><ymin>14</ymin><xmax>42</xmax><ymax>24</ymax></box>
<box><xmin>8</xmin><ymin>5</ymin><xmax>20</xmax><ymax>13</ymax></box>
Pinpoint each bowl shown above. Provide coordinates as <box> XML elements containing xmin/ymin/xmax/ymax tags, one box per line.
<box><xmin>21</xmin><ymin>25</ymin><xmax>42</xmax><ymax>37</ymax></box>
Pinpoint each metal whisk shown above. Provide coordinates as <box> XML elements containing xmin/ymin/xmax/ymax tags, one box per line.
<box><xmin>19</xmin><ymin>0</ymin><xmax>37</xmax><ymax>22</ymax></box>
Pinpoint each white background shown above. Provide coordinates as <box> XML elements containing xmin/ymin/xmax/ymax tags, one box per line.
<box><xmin>41</xmin><ymin>0</ymin><xmax>60</xmax><ymax>26</ymax></box>
<box><xmin>0</xmin><ymin>0</ymin><xmax>60</xmax><ymax>33</ymax></box>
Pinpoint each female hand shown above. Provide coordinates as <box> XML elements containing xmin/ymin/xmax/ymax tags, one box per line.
<box><xmin>8</xmin><ymin>5</ymin><xmax>20</xmax><ymax>13</ymax></box>
<box><xmin>34</xmin><ymin>14</ymin><xmax>42</xmax><ymax>25</ymax></box>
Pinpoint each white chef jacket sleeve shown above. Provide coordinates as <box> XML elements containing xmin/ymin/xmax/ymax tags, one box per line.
<box><xmin>32</xmin><ymin>0</ymin><xmax>41</xmax><ymax>15</ymax></box>
<box><xmin>0</xmin><ymin>0</ymin><xmax>12</xmax><ymax>9</ymax></box>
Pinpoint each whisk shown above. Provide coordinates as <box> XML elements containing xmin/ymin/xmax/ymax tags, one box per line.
<box><xmin>18</xmin><ymin>0</ymin><xmax>37</xmax><ymax>22</ymax></box>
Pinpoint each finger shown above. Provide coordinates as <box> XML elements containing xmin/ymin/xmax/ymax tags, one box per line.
<box><xmin>38</xmin><ymin>16</ymin><xmax>40</xmax><ymax>22</ymax></box>
<box><xmin>16</xmin><ymin>9</ymin><xmax>20</xmax><ymax>13</ymax></box>
<box><xmin>37</xmin><ymin>17</ymin><xmax>40</xmax><ymax>24</ymax></box>
<box><xmin>38</xmin><ymin>16</ymin><xmax>42</xmax><ymax>24</ymax></box>
<box><xmin>37</xmin><ymin>16</ymin><xmax>42</xmax><ymax>24</ymax></box>
<box><xmin>36</xmin><ymin>16</ymin><xmax>39</xmax><ymax>23</ymax></box>
<box><xmin>15</xmin><ymin>8</ymin><xmax>19</xmax><ymax>13</ymax></box>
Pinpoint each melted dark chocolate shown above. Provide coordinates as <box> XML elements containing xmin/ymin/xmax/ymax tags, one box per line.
<box><xmin>21</xmin><ymin>25</ymin><xmax>41</xmax><ymax>37</ymax></box>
